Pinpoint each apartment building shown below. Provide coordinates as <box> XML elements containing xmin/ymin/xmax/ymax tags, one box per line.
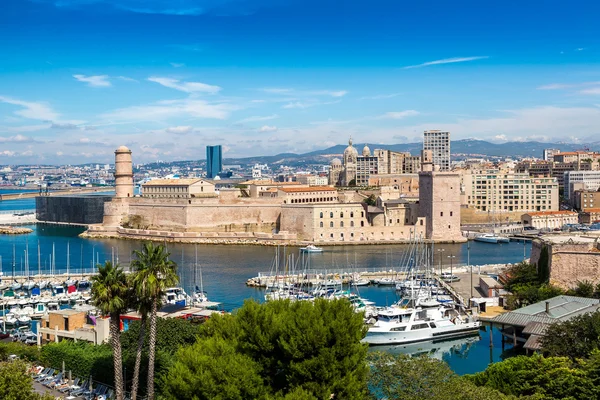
<box><xmin>573</xmin><ymin>190</ymin><xmax>600</xmax><ymax>211</ymax></box>
<box><xmin>462</xmin><ymin>169</ymin><xmax>559</xmax><ymax>212</ymax></box>
<box><xmin>564</xmin><ymin>170</ymin><xmax>600</xmax><ymax>200</ymax></box>
<box><xmin>423</xmin><ymin>130</ymin><xmax>450</xmax><ymax>171</ymax></box>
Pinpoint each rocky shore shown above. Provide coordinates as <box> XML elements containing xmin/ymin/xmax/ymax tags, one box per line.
<box><xmin>0</xmin><ymin>225</ymin><xmax>33</xmax><ymax>235</ymax></box>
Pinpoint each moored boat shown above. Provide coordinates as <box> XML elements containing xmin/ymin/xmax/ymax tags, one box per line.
<box><xmin>300</xmin><ymin>245</ymin><xmax>324</xmax><ymax>253</ymax></box>
<box><xmin>473</xmin><ymin>233</ymin><xmax>510</xmax><ymax>244</ymax></box>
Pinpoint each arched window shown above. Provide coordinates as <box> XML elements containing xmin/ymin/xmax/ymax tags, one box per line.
<box><xmin>340</xmin><ymin>212</ymin><xmax>344</xmax><ymax>218</ymax></box>
<box><xmin>330</xmin><ymin>221</ymin><xmax>334</xmax><ymax>228</ymax></box>
<box><xmin>340</xmin><ymin>221</ymin><xmax>344</xmax><ymax>228</ymax></box>
<box><xmin>320</xmin><ymin>212</ymin><xmax>323</xmax><ymax>218</ymax></box>
<box><xmin>330</xmin><ymin>212</ymin><xmax>333</xmax><ymax>218</ymax></box>
<box><xmin>320</xmin><ymin>222</ymin><xmax>323</xmax><ymax>228</ymax></box>
<box><xmin>361</xmin><ymin>221</ymin><xmax>364</xmax><ymax>227</ymax></box>
<box><xmin>351</xmin><ymin>221</ymin><xmax>354</xmax><ymax>227</ymax></box>
<box><xmin>350</xmin><ymin>212</ymin><xmax>354</xmax><ymax>218</ymax></box>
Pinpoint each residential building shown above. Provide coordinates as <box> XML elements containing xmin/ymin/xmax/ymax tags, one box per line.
<box><xmin>516</xmin><ymin>160</ymin><xmax>596</xmax><ymax>189</ymax></box>
<box><xmin>573</xmin><ymin>189</ymin><xmax>600</xmax><ymax>211</ymax></box>
<box><xmin>356</xmin><ymin>145</ymin><xmax>379</xmax><ymax>186</ymax></box>
<box><xmin>278</xmin><ymin>186</ymin><xmax>339</xmax><ymax>204</ymax></box>
<box><xmin>521</xmin><ymin>211</ymin><xmax>578</xmax><ymax>230</ymax></box>
<box><xmin>543</xmin><ymin>148</ymin><xmax>560</xmax><ymax>161</ymax></box>
<box><xmin>564</xmin><ymin>170</ymin><xmax>600</xmax><ymax>200</ymax></box>
<box><xmin>423</xmin><ymin>130</ymin><xmax>450</xmax><ymax>171</ymax></box>
<box><xmin>39</xmin><ymin>310</ymin><xmax>110</xmax><ymax>345</ymax></box>
<box><xmin>206</xmin><ymin>145</ymin><xmax>222</xmax><ymax>179</ymax></box>
<box><xmin>295</xmin><ymin>175</ymin><xmax>329</xmax><ymax>186</ymax></box>
<box><xmin>580</xmin><ymin>209</ymin><xmax>600</xmax><ymax>224</ymax></box>
<box><xmin>462</xmin><ymin>169</ymin><xmax>559</xmax><ymax>212</ymax></box>
<box><xmin>141</xmin><ymin>178</ymin><xmax>216</xmax><ymax>198</ymax></box>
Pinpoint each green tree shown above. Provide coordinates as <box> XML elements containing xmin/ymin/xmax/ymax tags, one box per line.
<box><xmin>368</xmin><ymin>352</ymin><xmax>506</xmax><ymax>400</ymax></box>
<box><xmin>566</xmin><ymin>280</ymin><xmax>596</xmax><ymax>298</ymax></box>
<box><xmin>162</xmin><ymin>299</ymin><xmax>369</xmax><ymax>399</ymax></box>
<box><xmin>121</xmin><ymin>317</ymin><xmax>202</xmax><ymax>356</ymax></box>
<box><xmin>468</xmin><ymin>354</ymin><xmax>598</xmax><ymax>399</ymax></box>
<box><xmin>364</xmin><ymin>194</ymin><xmax>377</xmax><ymax>206</ymax></box>
<box><xmin>91</xmin><ymin>261</ymin><xmax>129</xmax><ymax>400</ymax></box>
<box><xmin>130</xmin><ymin>242</ymin><xmax>179</xmax><ymax>400</ymax></box>
<box><xmin>127</xmin><ymin>269</ymin><xmax>152</xmax><ymax>400</ymax></box>
<box><xmin>160</xmin><ymin>337</ymin><xmax>267</xmax><ymax>400</ymax></box>
<box><xmin>0</xmin><ymin>361</ymin><xmax>54</xmax><ymax>400</ymax></box>
<box><xmin>541</xmin><ymin>311</ymin><xmax>600</xmax><ymax>360</ymax></box>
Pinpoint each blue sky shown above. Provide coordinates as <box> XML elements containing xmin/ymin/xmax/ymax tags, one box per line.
<box><xmin>1</xmin><ymin>0</ymin><xmax>600</xmax><ymax>164</ymax></box>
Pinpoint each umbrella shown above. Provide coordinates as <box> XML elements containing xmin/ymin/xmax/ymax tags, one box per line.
<box><xmin>62</xmin><ymin>360</ymin><xmax>65</xmax><ymax>376</ymax></box>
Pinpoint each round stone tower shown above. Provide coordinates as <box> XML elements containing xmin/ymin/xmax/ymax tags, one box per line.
<box><xmin>114</xmin><ymin>145</ymin><xmax>134</xmax><ymax>198</ymax></box>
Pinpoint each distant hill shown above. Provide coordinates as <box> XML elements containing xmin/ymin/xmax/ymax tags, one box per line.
<box><xmin>223</xmin><ymin>139</ymin><xmax>600</xmax><ymax>166</ymax></box>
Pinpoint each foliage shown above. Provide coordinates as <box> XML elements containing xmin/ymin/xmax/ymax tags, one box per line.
<box><xmin>40</xmin><ymin>340</ymin><xmax>114</xmax><ymax>386</ymax></box>
<box><xmin>364</xmin><ymin>194</ymin><xmax>377</xmax><ymax>206</ymax></box>
<box><xmin>0</xmin><ymin>341</ymin><xmax>41</xmax><ymax>362</ymax></box>
<box><xmin>121</xmin><ymin>317</ymin><xmax>202</xmax><ymax>356</ymax></box>
<box><xmin>566</xmin><ymin>281</ymin><xmax>600</xmax><ymax>299</ymax></box>
<box><xmin>503</xmin><ymin>262</ymin><xmax>564</xmax><ymax>310</ymax></box>
<box><xmin>537</xmin><ymin>245</ymin><xmax>550</xmax><ymax>283</ymax></box>
<box><xmin>368</xmin><ymin>352</ymin><xmax>507</xmax><ymax>400</ymax></box>
<box><xmin>0</xmin><ymin>361</ymin><xmax>54</xmax><ymax>400</ymax></box>
<box><xmin>160</xmin><ymin>337</ymin><xmax>267</xmax><ymax>400</ymax></box>
<box><xmin>161</xmin><ymin>299</ymin><xmax>369</xmax><ymax>399</ymax></box>
<box><xmin>468</xmin><ymin>354</ymin><xmax>599</xmax><ymax>400</ymax></box>
<box><xmin>541</xmin><ymin>311</ymin><xmax>600</xmax><ymax>360</ymax></box>
<box><xmin>348</xmin><ymin>179</ymin><xmax>357</xmax><ymax>186</ymax></box>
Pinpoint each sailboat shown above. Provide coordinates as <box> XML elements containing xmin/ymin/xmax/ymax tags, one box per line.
<box><xmin>22</xmin><ymin>244</ymin><xmax>36</xmax><ymax>291</ymax></box>
<box><xmin>36</xmin><ymin>242</ymin><xmax>48</xmax><ymax>290</ymax></box>
<box><xmin>64</xmin><ymin>242</ymin><xmax>77</xmax><ymax>287</ymax></box>
<box><xmin>191</xmin><ymin>245</ymin><xmax>208</xmax><ymax>305</ymax></box>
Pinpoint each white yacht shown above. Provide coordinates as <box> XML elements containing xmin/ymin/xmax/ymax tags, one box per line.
<box><xmin>474</xmin><ymin>233</ymin><xmax>510</xmax><ymax>244</ymax></box>
<box><xmin>363</xmin><ymin>305</ymin><xmax>480</xmax><ymax>345</ymax></box>
<box><xmin>163</xmin><ymin>287</ymin><xmax>188</xmax><ymax>306</ymax></box>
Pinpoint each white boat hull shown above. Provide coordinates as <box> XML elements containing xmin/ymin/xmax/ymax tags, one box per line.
<box><xmin>363</xmin><ymin>321</ymin><xmax>481</xmax><ymax>345</ymax></box>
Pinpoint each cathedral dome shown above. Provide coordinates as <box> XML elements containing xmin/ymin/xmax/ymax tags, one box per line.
<box><xmin>362</xmin><ymin>144</ymin><xmax>371</xmax><ymax>157</ymax></box>
<box><xmin>343</xmin><ymin>137</ymin><xmax>358</xmax><ymax>161</ymax></box>
<box><xmin>330</xmin><ymin>158</ymin><xmax>342</xmax><ymax>166</ymax></box>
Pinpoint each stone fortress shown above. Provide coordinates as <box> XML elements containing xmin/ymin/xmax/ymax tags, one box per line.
<box><xmin>85</xmin><ymin>141</ymin><xmax>465</xmax><ymax>244</ymax></box>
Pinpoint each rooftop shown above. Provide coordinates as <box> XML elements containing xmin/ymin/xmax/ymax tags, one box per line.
<box><xmin>583</xmin><ymin>208</ymin><xmax>600</xmax><ymax>213</ymax></box>
<box><xmin>143</xmin><ymin>178</ymin><xmax>211</xmax><ymax>186</ymax></box>
<box><xmin>492</xmin><ymin>295</ymin><xmax>600</xmax><ymax>327</ymax></box>
<box><xmin>279</xmin><ymin>186</ymin><xmax>336</xmax><ymax>193</ymax></box>
<box><xmin>526</xmin><ymin>211</ymin><xmax>578</xmax><ymax>216</ymax></box>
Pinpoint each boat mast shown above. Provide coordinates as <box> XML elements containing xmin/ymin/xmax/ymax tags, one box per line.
<box><xmin>37</xmin><ymin>241</ymin><xmax>41</xmax><ymax>277</ymax></box>
<box><xmin>66</xmin><ymin>241</ymin><xmax>70</xmax><ymax>278</ymax></box>
<box><xmin>12</xmin><ymin>244</ymin><xmax>15</xmax><ymax>279</ymax></box>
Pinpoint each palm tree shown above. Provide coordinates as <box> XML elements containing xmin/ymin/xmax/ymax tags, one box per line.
<box><xmin>91</xmin><ymin>261</ymin><xmax>128</xmax><ymax>400</ymax></box>
<box><xmin>127</xmin><ymin>274</ymin><xmax>152</xmax><ymax>400</ymax></box>
<box><xmin>130</xmin><ymin>242</ymin><xmax>179</xmax><ymax>400</ymax></box>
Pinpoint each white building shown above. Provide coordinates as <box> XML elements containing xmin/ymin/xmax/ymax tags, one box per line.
<box><xmin>521</xmin><ymin>211</ymin><xmax>579</xmax><ymax>231</ymax></box>
<box><xmin>543</xmin><ymin>148</ymin><xmax>560</xmax><ymax>161</ymax></box>
<box><xmin>423</xmin><ymin>130</ymin><xmax>450</xmax><ymax>171</ymax></box>
<box><xmin>564</xmin><ymin>170</ymin><xmax>600</xmax><ymax>200</ymax></box>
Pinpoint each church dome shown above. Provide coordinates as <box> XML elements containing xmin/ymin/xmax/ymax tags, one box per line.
<box><xmin>362</xmin><ymin>144</ymin><xmax>371</xmax><ymax>157</ymax></box>
<box><xmin>330</xmin><ymin>158</ymin><xmax>342</xmax><ymax>166</ymax></box>
<box><xmin>343</xmin><ymin>137</ymin><xmax>358</xmax><ymax>160</ymax></box>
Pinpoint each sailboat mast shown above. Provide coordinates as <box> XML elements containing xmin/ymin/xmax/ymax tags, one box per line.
<box><xmin>38</xmin><ymin>241</ymin><xmax>41</xmax><ymax>276</ymax></box>
<box><xmin>67</xmin><ymin>241</ymin><xmax>70</xmax><ymax>278</ymax></box>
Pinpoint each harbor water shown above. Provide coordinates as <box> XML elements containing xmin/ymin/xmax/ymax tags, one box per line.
<box><xmin>0</xmin><ymin>222</ymin><xmax>528</xmax><ymax>375</ymax></box>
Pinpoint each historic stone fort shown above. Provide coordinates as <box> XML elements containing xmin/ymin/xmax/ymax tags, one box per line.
<box><xmin>83</xmin><ymin>144</ymin><xmax>465</xmax><ymax>245</ymax></box>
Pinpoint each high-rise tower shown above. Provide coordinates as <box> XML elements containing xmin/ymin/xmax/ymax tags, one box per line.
<box><xmin>114</xmin><ymin>146</ymin><xmax>134</xmax><ymax>198</ymax></box>
<box><xmin>206</xmin><ymin>145</ymin><xmax>222</xmax><ymax>179</ymax></box>
<box><xmin>423</xmin><ymin>130</ymin><xmax>450</xmax><ymax>171</ymax></box>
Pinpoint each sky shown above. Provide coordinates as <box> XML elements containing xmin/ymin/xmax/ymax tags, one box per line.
<box><xmin>1</xmin><ymin>0</ymin><xmax>600</xmax><ymax>164</ymax></box>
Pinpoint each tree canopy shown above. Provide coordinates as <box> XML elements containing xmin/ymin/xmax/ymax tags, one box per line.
<box><xmin>541</xmin><ymin>311</ymin><xmax>600</xmax><ymax>360</ymax></box>
<box><xmin>0</xmin><ymin>361</ymin><xmax>54</xmax><ymax>400</ymax></box>
<box><xmin>160</xmin><ymin>299</ymin><xmax>369</xmax><ymax>399</ymax></box>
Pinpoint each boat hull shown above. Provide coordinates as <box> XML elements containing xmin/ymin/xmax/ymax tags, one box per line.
<box><xmin>363</xmin><ymin>322</ymin><xmax>481</xmax><ymax>345</ymax></box>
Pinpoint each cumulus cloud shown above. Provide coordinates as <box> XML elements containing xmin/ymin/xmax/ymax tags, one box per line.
<box><xmin>259</xmin><ymin>125</ymin><xmax>278</xmax><ymax>132</ymax></box>
<box><xmin>64</xmin><ymin>137</ymin><xmax>113</xmax><ymax>147</ymax></box>
<box><xmin>148</xmin><ymin>77</ymin><xmax>221</xmax><ymax>93</ymax></box>
<box><xmin>73</xmin><ymin>74</ymin><xmax>112</xmax><ymax>87</ymax></box>
<box><xmin>0</xmin><ymin>150</ymin><xmax>15</xmax><ymax>156</ymax></box>
<box><xmin>0</xmin><ymin>134</ymin><xmax>37</xmax><ymax>143</ymax></box>
<box><xmin>0</xmin><ymin>96</ymin><xmax>60</xmax><ymax>121</ymax></box>
<box><xmin>403</xmin><ymin>56</ymin><xmax>489</xmax><ymax>69</ymax></box>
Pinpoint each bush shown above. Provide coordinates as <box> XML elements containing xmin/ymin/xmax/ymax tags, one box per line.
<box><xmin>0</xmin><ymin>342</ymin><xmax>41</xmax><ymax>362</ymax></box>
<box><xmin>0</xmin><ymin>361</ymin><xmax>54</xmax><ymax>400</ymax></box>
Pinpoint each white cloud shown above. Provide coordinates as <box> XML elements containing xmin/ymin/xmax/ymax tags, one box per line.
<box><xmin>309</xmin><ymin>90</ymin><xmax>348</xmax><ymax>97</ymax></box>
<box><xmin>359</xmin><ymin>93</ymin><xmax>402</xmax><ymax>100</ymax></box>
<box><xmin>403</xmin><ymin>56</ymin><xmax>489</xmax><ymax>69</ymax></box>
<box><xmin>580</xmin><ymin>87</ymin><xmax>600</xmax><ymax>95</ymax></box>
<box><xmin>165</xmin><ymin>126</ymin><xmax>193</xmax><ymax>134</ymax></box>
<box><xmin>260</xmin><ymin>88</ymin><xmax>347</xmax><ymax>97</ymax></box>
<box><xmin>537</xmin><ymin>83</ymin><xmax>573</xmax><ymax>90</ymax></box>
<box><xmin>0</xmin><ymin>96</ymin><xmax>60</xmax><ymax>121</ymax></box>
<box><xmin>0</xmin><ymin>134</ymin><xmax>37</xmax><ymax>143</ymax></box>
<box><xmin>100</xmin><ymin>98</ymin><xmax>234</xmax><ymax>122</ymax></box>
<box><xmin>0</xmin><ymin>150</ymin><xmax>15</xmax><ymax>157</ymax></box>
<box><xmin>2</xmin><ymin>124</ymin><xmax>50</xmax><ymax>133</ymax></box>
<box><xmin>170</xmin><ymin>63</ymin><xmax>185</xmax><ymax>68</ymax></box>
<box><xmin>260</xmin><ymin>88</ymin><xmax>294</xmax><ymax>94</ymax></box>
<box><xmin>51</xmin><ymin>122</ymin><xmax>79</xmax><ymax>130</ymax></box>
<box><xmin>73</xmin><ymin>74</ymin><xmax>112</xmax><ymax>87</ymax></box>
<box><xmin>237</xmin><ymin>114</ymin><xmax>278</xmax><ymax>123</ymax></box>
<box><xmin>259</xmin><ymin>125</ymin><xmax>278</xmax><ymax>132</ymax></box>
<box><xmin>21</xmin><ymin>150</ymin><xmax>33</xmax><ymax>156</ymax></box>
<box><xmin>283</xmin><ymin>102</ymin><xmax>311</xmax><ymax>109</ymax></box>
<box><xmin>117</xmin><ymin>76</ymin><xmax>139</xmax><ymax>82</ymax></box>
<box><xmin>148</xmin><ymin>77</ymin><xmax>221</xmax><ymax>93</ymax></box>
<box><xmin>378</xmin><ymin>110</ymin><xmax>420</xmax><ymax>119</ymax></box>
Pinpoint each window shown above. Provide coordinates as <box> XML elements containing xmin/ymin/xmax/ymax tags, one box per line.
<box><xmin>320</xmin><ymin>212</ymin><xmax>323</xmax><ymax>218</ymax></box>
<box><xmin>330</xmin><ymin>222</ymin><xmax>334</xmax><ymax>228</ymax></box>
<box><xmin>410</xmin><ymin>323</ymin><xmax>429</xmax><ymax>330</ymax></box>
<box><xmin>420</xmin><ymin>220</ymin><xmax>423</xmax><ymax>226</ymax></box>
<box><xmin>330</xmin><ymin>212</ymin><xmax>334</xmax><ymax>218</ymax></box>
<box><xmin>330</xmin><ymin>233</ymin><xmax>334</xmax><ymax>238</ymax></box>
<box><xmin>391</xmin><ymin>326</ymin><xmax>406</xmax><ymax>332</ymax></box>
<box><xmin>450</xmin><ymin>211</ymin><xmax>453</xmax><ymax>217</ymax></box>
<box><xmin>350</xmin><ymin>221</ymin><xmax>354</xmax><ymax>227</ymax></box>
<box><xmin>440</xmin><ymin>212</ymin><xmax>444</xmax><ymax>217</ymax></box>
<box><xmin>340</xmin><ymin>221</ymin><xmax>344</xmax><ymax>228</ymax></box>
<box><xmin>361</xmin><ymin>221</ymin><xmax>364</xmax><ymax>227</ymax></box>
<box><xmin>350</xmin><ymin>212</ymin><xmax>354</xmax><ymax>217</ymax></box>
<box><xmin>340</xmin><ymin>212</ymin><xmax>344</xmax><ymax>218</ymax></box>
<box><xmin>320</xmin><ymin>222</ymin><xmax>323</xmax><ymax>228</ymax></box>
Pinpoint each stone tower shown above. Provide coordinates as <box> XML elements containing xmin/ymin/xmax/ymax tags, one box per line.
<box><xmin>418</xmin><ymin>150</ymin><xmax>464</xmax><ymax>242</ymax></box>
<box><xmin>114</xmin><ymin>146</ymin><xmax>134</xmax><ymax>198</ymax></box>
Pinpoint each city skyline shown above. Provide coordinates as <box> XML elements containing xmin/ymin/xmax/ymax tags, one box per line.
<box><xmin>2</xmin><ymin>0</ymin><xmax>600</xmax><ymax>163</ymax></box>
